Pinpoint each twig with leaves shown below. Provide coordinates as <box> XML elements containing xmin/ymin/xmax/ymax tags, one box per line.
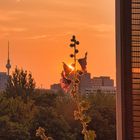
<box><xmin>36</xmin><ymin>35</ymin><xmax>96</xmax><ymax>140</ymax></box>
<box><xmin>60</xmin><ymin>35</ymin><xmax>96</xmax><ymax>140</ymax></box>
<box><xmin>36</xmin><ymin>127</ymin><xmax>53</xmax><ymax>140</ymax></box>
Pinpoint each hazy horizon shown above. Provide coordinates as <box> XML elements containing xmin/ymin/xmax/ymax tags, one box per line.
<box><xmin>0</xmin><ymin>0</ymin><xmax>115</xmax><ymax>88</ymax></box>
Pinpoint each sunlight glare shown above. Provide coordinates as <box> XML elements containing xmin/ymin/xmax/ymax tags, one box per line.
<box><xmin>68</xmin><ymin>64</ymin><xmax>74</xmax><ymax>71</ymax></box>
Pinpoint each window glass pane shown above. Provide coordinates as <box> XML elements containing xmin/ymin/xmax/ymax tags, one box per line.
<box><xmin>132</xmin><ymin>83</ymin><xmax>140</xmax><ymax>89</ymax></box>
<box><xmin>132</xmin><ymin>79</ymin><xmax>140</xmax><ymax>84</ymax></box>
<box><xmin>132</xmin><ymin>73</ymin><xmax>140</xmax><ymax>78</ymax></box>
<box><xmin>132</xmin><ymin>57</ymin><xmax>140</xmax><ymax>62</ymax></box>
<box><xmin>132</xmin><ymin>68</ymin><xmax>140</xmax><ymax>73</ymax></box>
<box><xmin>132</xmin><ymin>63</ymin><xmax>140</xmax><ymax>67</ymax></box>
<box><xmin>132</xmin><ymin>47</ymin><xmax>140</xmax><ymax>51</ymax></box>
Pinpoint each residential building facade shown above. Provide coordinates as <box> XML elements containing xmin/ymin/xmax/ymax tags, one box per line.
<box><xmin>0</xmin><ymin>72</ymin><xmax>8</xmax><ymax>92</ymax></box>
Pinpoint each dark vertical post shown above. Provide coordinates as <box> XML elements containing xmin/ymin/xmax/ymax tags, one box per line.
<box><xmin>116</xmin><ymin>0</ymin><xmax>133</xmax><ymax>140</ymax></box>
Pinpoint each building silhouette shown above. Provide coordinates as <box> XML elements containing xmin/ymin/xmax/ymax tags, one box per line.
<box><xmin>78</xmin><ymin>73</ymin><xmax>116</xmax><ymax>94</ymax></box>
<box><xmin>79</xmin><ymin>72</ymin><xmax>92</xmax><ymax>94</ymax></box>
<box><xmin>91</xmin><ymin>76</ymin><xmax>116</xmax><ymax>94</ymax></box>
<box><xmin>0</xmin><ymin>42</ymin><xmax>11</xmax><ymax>92</ymax></box>
<box><xmin>82</xmin><ymin>76</ymin><xmax>116</xmax><ymax>94</ymax></box>
<box><xmin>50</xmin><ymin>83</ymin><xmax>62</xmax><ymax>93</ymax></box>
<box><xmin>116</xmin><ymin>0</ymin><xmax>140</xmax><ymax>140</ymax></box>
<box><xmin>92</xmin><ymin>76</ymin><xmax>114</xmax><ymax>87</ymax></box>
<box><xmin>6</xmin><ymin>41</ymin><xmax>11</xmax><ymax>76</ymax></box>
<box><xmin>0</xmin><ymin>72</ymin><xmax>8</xmax><ymax>92</ymax></box>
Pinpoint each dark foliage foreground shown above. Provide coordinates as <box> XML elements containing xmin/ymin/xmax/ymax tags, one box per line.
<box><xmin>0</xmin><ymin>68</ymin><xmax>116</xmax><ymax>140</ymax></box>
<box><xmin>0</xmin><ymin>91</ymin><xmax>116</xmax><ymax>140</ymax></box>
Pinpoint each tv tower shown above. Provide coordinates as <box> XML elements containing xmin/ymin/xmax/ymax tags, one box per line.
<box><xmin>6</xmin><ymin>41</ymin><xmax>11</xmax><ymax>76</ymax></box>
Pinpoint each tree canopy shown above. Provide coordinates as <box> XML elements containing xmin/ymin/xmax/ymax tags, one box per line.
<box><xmin>0</xmin><ymin>67</ymin><xmax>116</xmax><ymax>140</ymax></box>
<box><xmin>5</xmin><ymin>67</ymin><xmax>36</xmax><ymax>102</ymax></box>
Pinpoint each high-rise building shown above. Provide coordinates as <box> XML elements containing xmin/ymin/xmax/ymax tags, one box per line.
<box><xmin>79</xmin><ymin>73</ymin><xmax>116</xmax><ymax>94</ymax></box>
<box><xmin>0</xmin><ymin>72</ymin><xmax>8</xmax><ymax>92</ymax></box>
<box><xmin>50</xmin><ymin>83</ymin><xmax>62</xmax><ymax>93</ymax></box>
<box><xmin>85</xmin><ymin>76</ymin><xmax>116</xmax><ymax>94</ymax></box>
<box><xmin>116</xmin><ymin>0</ymin><xmax>140</xmax><ymax>140</ymax></box>
<box><xmin>92</xmin><ymin>76</ymin><xmax>114</xmax><ymax>87</ymax></box>
<box><xmin>79</xmin><ymin>72</ymin><xmax>92</xmax><ymax>94</ymax></box>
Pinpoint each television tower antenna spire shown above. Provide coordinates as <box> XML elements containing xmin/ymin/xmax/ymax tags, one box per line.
<box><xmin>6</xmin><ymin>41</ymin><xmax>11</xmax><ymax>75</ymax></box>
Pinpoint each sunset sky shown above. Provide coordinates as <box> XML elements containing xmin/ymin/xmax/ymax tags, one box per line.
<box><xmin>0</xmin><ymin>0</ymin><xmax>115</xmax><ymax>88</ymax></box>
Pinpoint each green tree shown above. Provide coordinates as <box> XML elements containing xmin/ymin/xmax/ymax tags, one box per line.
<box><xmin>5</xmin><ymin>67</ymin><xmax>36</xmax><ymax>102</ymax></box>
<box><xmin>30</xmin><ymin>107</ymin><xmax>76</xmax><ymax>140</ymax></box>
<box><xmin>32</xmin><ymin>92</ymin><xmax>58</xmax><ymax>108</ymax></box>
<box><xmin>87</xmin><ymin>93</ymin><xmax>116</xmax><ymax>140</ymax></box>
<box><xmin>0</xmin><ymin>94</ymin><xmax>37</xmax><ymax>140</ymax></box>
<box><xmin>30</xmin><ymin>92</ymin><xmax>76</xmax><ymax>140</ymax></box>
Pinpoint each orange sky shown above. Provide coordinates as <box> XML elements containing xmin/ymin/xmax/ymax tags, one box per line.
<box><xmin>0</xmin><ymin>0</ymin><xmax>115</xmax><ymax>88</ymax></box>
